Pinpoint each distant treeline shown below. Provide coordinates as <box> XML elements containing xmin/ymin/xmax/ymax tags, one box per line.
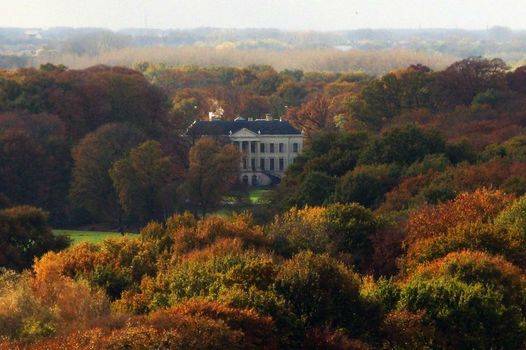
<box><xmin>3</xmin><ymin>26</ymin><xmax>526</xmax><ymax>71</ymax></box>
<box><xmin>39</xmin><ymin>47</ymin><xmax>454</xmax><ymax>75</ymax></box>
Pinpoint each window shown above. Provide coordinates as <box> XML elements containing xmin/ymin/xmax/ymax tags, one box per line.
<box><xmin>251</xmin><ymin>158</ymin><xmax>256</xmax><ymax>170</ymax></box>
<box><xmin>251</xmin><ymin>175</ymin><xmax>258</xmax><ymax>186</ymax></box>
<box><xmin>242</xmin><ymin>175</ymin><xmax>249</xmax><ymax>185</ymax></box>
<box><xmin>270</xmin><ymin>143</ymin><xmax>275</xmax><ymax>153</ymax></box>
<box><xmin>242</xmin><ymin>158</ymin><xmax>247</xmax><ymax>170</ymax></box>
<box><xmin>260</xmin><ymin>158</ymin><xmax>265</xmax><ymax>170</ymax></box>
<box><xmin>250</xmin><ymin>141</ymin><xmax>256</xmax><ymax>153</ymax></box>
<box><xmin>270</xmin><ymin>158</ymin><xmax>275</xmax><ymax>170</ymax></box>
<box><xmin>260</xmin><ymin>143</ymin><xmax>265</xmax><ymax>153</ymax></box>
<box><xmin>293</xmin><ymin>143</ymin><xmax>298</xmax><ymax>153</ymax></box>
<box><xmin>279</xmin><ymin>158</ymin><xmax>284</xmax><ymax>171</ymax></box>
<box><xmin>279</xmin><ymin>143</ymin><xmax>284</xmax><ymax>153</ymax></box>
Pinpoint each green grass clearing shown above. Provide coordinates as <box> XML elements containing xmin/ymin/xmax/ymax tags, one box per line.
<box><xmin>54</xmin><ymin>229</ymin><xmax>138</xmax><ymax>245</ymax></box>
<box><xmin>249</xmin><ymin>189</ymin><xmax>270</xmax><ymax>204</ymax></box>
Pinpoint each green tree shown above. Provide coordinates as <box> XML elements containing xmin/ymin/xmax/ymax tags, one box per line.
<box><xmin>333</xmin><ymin>164</ymin><xmax>398</xmax><ymax>208</ymax></box>
<box><xmin>274</xmin><ymin>252</ymin><xmax>379</xmax><ymax>336</ymax></box>
<box><xmin>398</xmin><ymin>251</ymin><xmax>526</xmax><ymax>349</ymax></box>
<box><xmin>348</xmin><ymin>72</ymin><xmax>402</xmax><ymax>130</ymax></box>
<box><xmin>290</xmin><ymin>171</ymin><xmax>336</xmax><ymax>207</ymax></box>
<box><xmin>358</xmin><ymin>124</ymin><xmax>446</xmax><ymax>166</ymax></box>
<box><xmin>325</xmin><ymin>203</ymin><xmax>378</xmax><ymax>266</ymax></box>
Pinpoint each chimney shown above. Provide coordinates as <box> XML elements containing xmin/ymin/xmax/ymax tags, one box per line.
<box><xmin>265</xmin><ymin>114</ymin><xmax>273</xmax><ymax>121</ymax></box>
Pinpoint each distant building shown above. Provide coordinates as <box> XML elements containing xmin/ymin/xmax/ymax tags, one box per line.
<box><xmin>187</xmin><ymin>113</ymin><xmax>304</xmax><ymax>186</ymax></box>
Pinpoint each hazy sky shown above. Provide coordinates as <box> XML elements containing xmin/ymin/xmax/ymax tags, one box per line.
<box><xmin>2</xmin><ymin>0</ymin><xmax>525</xmax><ymax>30</ymax></box>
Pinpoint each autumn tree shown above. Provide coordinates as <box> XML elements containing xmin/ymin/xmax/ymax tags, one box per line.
<box><xmin>183</xmin><ymin>138</ymin><xmax>240</xmax><ymax>216</ymax></box>
<box><xmin>287</xmin><ymin>95</ymin><xmax>334</xmax><ymax>135</ymax></box>
<box><xmin>0</xmin><ymin>65</ymin><xmax>167</xmax><ymax>139</ymax></box>
<box><xmin>69</xmin><ymin>123</ymin><xmax>144</xmax><ymax>223</ymax></box>
<box><xmin>430</xmin><ymin>57</ymin><xmax>509</xmax><ymax>109</ymax></box>
<box><xmin>110</xmin><ymin>140</ymin><xmax>178</xmax><ymax>224</ymax></box>
<box><xmin>0</xmin><ymin>113</ymin><xmax>70</xmax><ymax>223</ymax></box>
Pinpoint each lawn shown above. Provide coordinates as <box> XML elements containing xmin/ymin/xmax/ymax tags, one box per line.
<box><xmin>249</xmin><ymin>189</ymin><xmax>270</xmax><ymax>204</ymax></box>
<box><xmin>54</xmin><ymin>229</ymin><xmax>138</xmax><ymax>245</ymax></box>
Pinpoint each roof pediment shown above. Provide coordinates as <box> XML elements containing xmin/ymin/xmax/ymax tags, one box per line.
<box><xmin>231</xmin><ymin>128</ymin><xmax>258</xmax><ymax>137</ymax></box>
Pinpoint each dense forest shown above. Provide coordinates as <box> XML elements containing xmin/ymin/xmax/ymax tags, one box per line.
<box><xmin>2</xmin><ymin>56</ymin><xmax>526</xmax><ymax>348</ymax></box>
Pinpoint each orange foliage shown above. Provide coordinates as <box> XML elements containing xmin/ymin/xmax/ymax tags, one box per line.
<box><xmin>170</xmin><ymin>213</ymin><xmax>267</xmax><ymax>255</ymax></box>
<box><xmin>6</xmin><ymin>300</ymin><xmax>277</xmax><ymax>350</ymax></box>
<box><xmin>157</xmin><ymin>300</ymin><xmax>277</xmax><ymax>349</ymax></box>
<box><xmin>33</xmin><ymin>243</ymin><xmax>100</xmax><ymax>280</ymax></box>
<box><xmin>377</xmin><ymin>174</ymin><xmax>431</xmax><ymax>213</ymax></box>
<box><xmin>403</xmin><ymin>221</ymin><xmax>526</xmax><ymax>272</ymax></box>
<box><xmin>450</xmin><ymin>160</ymin><xmax>526</xmax><ymax>191</ymax></box>
<box><xmin>408</xmin><ymin>250</ymin><xmax>525</xmax><ymax>289</ymax></box>
<box><xmin>405</xmin><ymin>188</ymin><xmax>513</xmax><ymax>245</ymax></box>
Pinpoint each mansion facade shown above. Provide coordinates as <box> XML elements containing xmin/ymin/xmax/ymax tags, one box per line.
<box><xmin>187</xmin><ymin>113</ymin><xmax>304</xmax><ymax>186</ymax></box>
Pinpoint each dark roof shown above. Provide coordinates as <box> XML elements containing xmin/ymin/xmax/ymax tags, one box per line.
<box><xmin>187</xmin><ymin>119</ymin><xmax>302</xmax><ymax>137</ymax></box>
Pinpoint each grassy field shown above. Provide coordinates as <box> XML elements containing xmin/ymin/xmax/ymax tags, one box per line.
<box><xmin>54</xmin><ymin>229</ymin><xmax>138</xmax><ymax>245</ymax></box>
<box><xmin>55</xmin><ymin>190</ymin><xmax>269</xmax><ymax>243</ymax></box>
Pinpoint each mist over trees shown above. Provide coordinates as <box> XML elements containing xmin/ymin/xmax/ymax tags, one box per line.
<box><xmin>3</xmin><ymin>26</ymin><xmax>526</xmax><ymax>74</ymax></box>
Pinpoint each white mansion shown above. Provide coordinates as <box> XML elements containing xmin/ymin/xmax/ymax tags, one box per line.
<box><xmin>187</xmin><ymin>112</ymin><xmax>304</xmax><ymax>186</ymax></box>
